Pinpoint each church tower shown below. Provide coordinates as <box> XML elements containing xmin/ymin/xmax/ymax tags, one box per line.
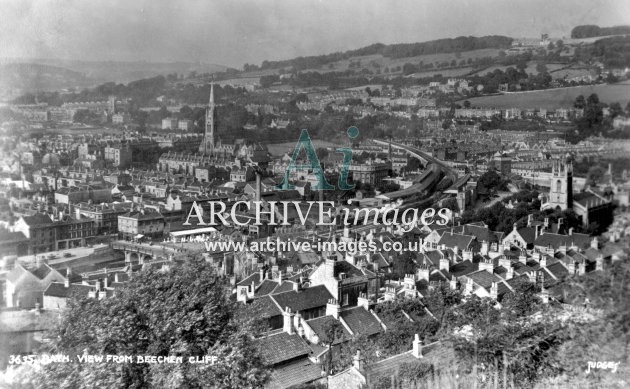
<box><xmin>548</xmin><ymin>156</ymin><xmax>573</xmax><ymax>210</ymax></box>
<box><xmin>200</xmin><ymin>83</ymin><xmax>215</xmax><ymax>156</ymax></box>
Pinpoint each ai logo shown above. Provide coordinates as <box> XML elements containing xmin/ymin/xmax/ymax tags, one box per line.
<box><xmin>276</xmin><ymin>126</ymin><xmax>359</xmax><ymax>191</ymax></box>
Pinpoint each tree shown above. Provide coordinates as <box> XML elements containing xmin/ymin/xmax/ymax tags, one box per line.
<box><xmin>500</xmin><ymin>277</ymin><xmax>541</xmax><ymax>319</ymax></box>
<box><xmin>442</xmin><ymin>197</ymin><xmax>460</xmax><ymax>213</ymax></box>
<box><xmin>30</xmin><ymin>260</ymin><xmax>269</xmax><ymax>388</ymax></box>
<box><xmin>320</xmin><ymin>319</ymin><xmax>347</xmax><ymax>374</ymax></box>
<box><xmin>574</xmin><ymin>95</ymin><xmax>586</xmax><ymax>109</ymax></box>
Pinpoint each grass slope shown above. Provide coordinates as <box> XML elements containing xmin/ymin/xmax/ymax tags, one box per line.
<box><xmin>461</xmin><ymin>82</ymin><xmax>630</xmax><ymax>109</ymax></box>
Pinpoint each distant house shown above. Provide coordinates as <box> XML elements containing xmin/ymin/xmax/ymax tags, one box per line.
<box><xmin>5</xmin><ymin>261</ymin><xmax>66</xmax><ymax>308</ymax></box>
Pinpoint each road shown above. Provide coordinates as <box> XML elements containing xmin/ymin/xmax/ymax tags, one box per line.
<box><xmin>373</xmin><ymin>139</ymin><xmax>458</xmax><ymax>183</ymax></box>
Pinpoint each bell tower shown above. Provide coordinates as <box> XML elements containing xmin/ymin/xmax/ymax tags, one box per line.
<box><xmin>548</xmin><ymin>156</ymin><xmax>573</xmax><ymax>210</ymax></box>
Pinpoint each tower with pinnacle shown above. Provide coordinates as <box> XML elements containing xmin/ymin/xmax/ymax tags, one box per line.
<box><xmin>547</xmin><ymin>156</ymin><xmax>573</xmax><ymax>210</ymax></box>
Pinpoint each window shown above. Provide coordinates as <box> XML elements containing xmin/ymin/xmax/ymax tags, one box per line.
<box><xmin>342</xmin><ymin>293</ymin><xmax>349</xmax><ymax>306</ymax></box>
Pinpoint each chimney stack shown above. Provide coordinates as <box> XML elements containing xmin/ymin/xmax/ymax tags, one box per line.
<box><xmin>283</xmin><ymin>307</ymin><xmax>295</xmax><ymax>334</ymax></box>
<box><xmin>439</xmin><ymin>257</ymin><xmax>450</xmax><ymax>273</ymax></box>
<box><xmin>416</xmin><ymin>266</ymin><xmax>430</xmax><ymax>282</ymax></box>
<box><xmin>357</xmin><ymin>293</ymin><xmax>370</xmax><ymax>310</ymax></box>
<box><xmin>412</xmin><ymin>334</ymin><xmax>423</xmax><ymax>358</ymax></box>
<box><xmin>255</xmin><ymin>172</ymin><xmax>261</xmax><ymax>202</ymax></box>
<box><xmin>353</xmin><ymin>350</ymin><xmax>363</xmax><ymax>370</ymax></box>
<box><xmin>326</xmin><ymin>299</ymin><xmax>340</xmax><ymax>319</ymax></box>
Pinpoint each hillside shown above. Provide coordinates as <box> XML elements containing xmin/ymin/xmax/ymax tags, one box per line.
<box><xmin>571</xmin><ymin>24</ymin><xmax>630</xmax><ymax>39</ymax></box>
<box><xmin>0</xmin><ymin>63</ymin><xmax>93</xmax><ymax>92</ymax></box>
<box><xmin>0</xmin><ymin>59</ymin><xmax>229</xmax><ymax>94</ymax></box>
<box><xmin>459</xmin><ymin>82</ymin><xmax>630</xmax><ymax>110</ymax></box>
<box><xmin>246</xmin><ymin>35</ymin><xmax>513</xmax><ymax>72</ymax></box>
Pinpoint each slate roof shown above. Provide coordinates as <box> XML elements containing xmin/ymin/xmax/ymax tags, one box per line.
<box><xmin>20</xmin><ymin>214</ymin><xmax>54</xmax><ymax>226</ymax></box>
<box><xmin>545</xmin><ymin>261</ymin><xmax>569</xmax><ymax>280</ymax></box>
<box><xmin>454</xmin><ymin>224</ymin><xmax>504</xmax><ymax>243</ymax></box>
<box><xmin>438</xmin><ymin>232</ymin><xmax>475</xmax><ymax>252</ymax></box>
<box><xmin>306</xmin><ymin>315</ymin><xmax>352</xmax><ymax>345</ymax></box>
<box><xmin>255</xmin><ymin>279</ymin><xmax>280</xmax><ymax>297</ymax></box>
<box><xmin>465</xmin><ymin>270</ymin><xmax>502</xmax><ymax>289</ymax></box>
<box><xmin>44</xmin><ymin>282</ymin><xmax>94</xmax><ymax>298</ymax></box>
<box><xmin>271</xmin><ymin>284</ymin><xmax>333</xmax><ymax>313</ymax></box>
<box><xmin>267</xmin><ymin>358</ymin><xmax>323</xmax><ymax>389</ymax></box>
<box><xmin>253</xmin><ymin>332</ymin><xmax>312</xmax><ymax>366</ymax></box>
<box><xmin>534</xmin><ymin>232</ymin><xmax>591</xmax><ymax>250</ymax></box>
<box><xmin>236</xmin><ymin>295</ymin><xmax>282</xmax><ymax>321</ymax></box>
<box><xmin>340</xmin><ymin>307</ymin><xmax>383</xmax><ymax>337</ymax></box>
<box><xmin>450</xmin><ymin>260</ymin><xmax>478</xmax><ymax>278</ymax></box>
<box><xmin>516</xmin><ymin>227</ymin><xmax>537</xmax><ymax>244</ymax></box>
<box><xmin>28</xmin><ymin>264</ymin><xmax>53</xmax><ymax>280</ymax></box>
<box><xmin>271</xmin><ymin>281</ymin><xmax>296</xmax><ymax>294</ymax></box>
<box><xmin>237</xmin><ymin>271</ymin><xmax>264</xmax><ymax>286</ymax></box>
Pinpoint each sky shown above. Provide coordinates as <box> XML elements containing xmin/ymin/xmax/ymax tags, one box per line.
<box><xmin>1</xmin><ymin>0</ymin><xmax>630</xmax><ymax>68</ymax></box>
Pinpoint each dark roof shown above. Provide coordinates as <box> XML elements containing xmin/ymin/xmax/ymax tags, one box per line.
<box><xmin>306</xmin><ymin>315</ymin><xmax>352</xmax><ymax>345</ymax></box>
<box><xmin>450</xmin><ymin>260</ymin><xmax>478</xmax><ymax>278</ymax></box>
<box><xmin>272</xmin><ymin>281</ymin><xmax>296</xmax><ymax>294</ymax></box>
<box><xmin>516</xmin><ymin>227</ymin><xmax>537</xmax><ymax>244</ymax></box>
<box><xmin>340</xmin><ymin>307</ymin><xmax>383</xmax><ymax>337</ymax></box>
<box><xmin>534</xmin><ymin>232</ymin><xmax>591</xmax><ymax>250</ymax></box>
<box><xmin>236</xmin><ymin>295</ymin><xmax>282</xmax><ymax>321</ymax></box>
<box><xmin>237</xmin><ymin>271</ymin><xmax>263</xmax><ymax>286</ymax></box>
<box><xmin>454</xmin><ymin>224</ymin><xmax>503</xmax><ymax>243</ymax></box>
<box><xmin>545</xmin><ymin>261</ymin><xmax>569</xmax><ymax>280</ymax></box>
<box><xmin>255</xmin><ymin>279</ymin><xmax>280</xmax><ymax>297</ymax></box>
<box><xmin>253</xmin><ymin>332</ymin><xmax>312</xmax><ymax>366</ymax></box>
<box><xmin>438</xmin><ymin>232</ymin><xmax>475</xmax><ymax>252</ymax></box>
<box><xmin>574</xmin><ymin>192</ymin><xmax>609</xmax><ymax>208</ymax></box>
<box><xmin>267</xmin><ymin>358</ymin><xmax>323</xmax><ymax>389</ymax></box>
<box><xmin>27</xmin><ymin>263</ymin><xmax>53</xmax><ymax>280</ymax></box>
<box><xmin>44</xmin><ymin>282</ymin><xmax>94</xmax><ymax>298</ymax></box>
<box><xmin>271</xmin><ymin>284</ymin><xmax>333</xmax><ymax>313</ymax></box>
<box><xmin>20</xmin><ymin>214</ymin><xmax>54</xmax><ymax>226</ymax></box>
<box><xmin>466</xmin><ymin>270</ymin><xmax>501</xmax><ymax>289</ymax></box>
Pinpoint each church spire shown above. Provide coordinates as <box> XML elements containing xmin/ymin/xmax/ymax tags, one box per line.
<box><xmin>201</xmin><ymin>82</ymin><xmax>215</xmax><ymax>156</ymax></box>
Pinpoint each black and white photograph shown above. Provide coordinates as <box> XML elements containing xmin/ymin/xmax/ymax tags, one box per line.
<box><xmin>1</xmin><ymin>1</ymin><xmax>630</xmax><ymax>388</ymax></box>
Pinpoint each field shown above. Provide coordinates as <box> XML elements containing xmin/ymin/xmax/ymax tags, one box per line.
<box><xmin>240</xmin><ymin>48</ymin><xmax>501</xmax><ymax>77</ymax></box>
<box><xmin>461</xmin><ymin>82</ymin><xmax>630</xmax><ymax>109</ymax></box>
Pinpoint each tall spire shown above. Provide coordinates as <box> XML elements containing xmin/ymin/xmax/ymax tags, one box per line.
<box><xmin>201</xmin><ymin>82</ymin><xmax>215</xmax><ymax>156</ymax></box>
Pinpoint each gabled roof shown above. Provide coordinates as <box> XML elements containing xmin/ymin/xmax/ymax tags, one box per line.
<box><xmin>306</xmin><ymin>315</ymin><xmax>352</xmax><ymax>345</ymax></box>
<box><xmin>20</xmin><ymin>214</ymin><xmax>54</xmax><ymax>226</ymax></box>
<box><xmin>266</xmin><ymin>358</ymin><xmax>323</xmax><ymax>389</ymax></box>
<box><xmin>271</xmin><ymin>284</ymin><xmax>333</xmax><ymax>313</ymax></box>
<box><xmin>450</xmin><ymin>260</ymin><xmax>478</xmax><ymax>278</ymax></box>
<box><xmin>534</xmin><ymin>232</ymin><xmax>591</xmax><ymax>250</ymax></box>
<box><xmin>465</xmin><ymin>270</ymin><xmax>502</xmax><ymax>289</ymax></box>
<box><xmin>255</xmin><ymin>279</ymin><xmax>280</xmax><ymax>297</ymax></box>
<box><xmin>340</xmin><ymin>307</ymin><xmax>383</xmax><ymax>337</ymax></box>
<box><xmin>44</xmin><ymin>282</ymin><xmax>94</xmax><ymax>298</ymax></box>
<box><xmin>438</xmin><ymin>232</ymin><xmax>475</xmax><ymax>252</ymax></box>
<box><xmin>253</xmin><ymin>332</ymin><xmax>312</xmax><ymax>366</ymax></box>
<box><xmin>545</xmin><ymin>261</ymin><xmax>569</xmax><ymax>280</ymax></box>
<box><xmin>516</xmin><ymin>227</ymin><xmax>537</xmax><ymax>244</ymax></box>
